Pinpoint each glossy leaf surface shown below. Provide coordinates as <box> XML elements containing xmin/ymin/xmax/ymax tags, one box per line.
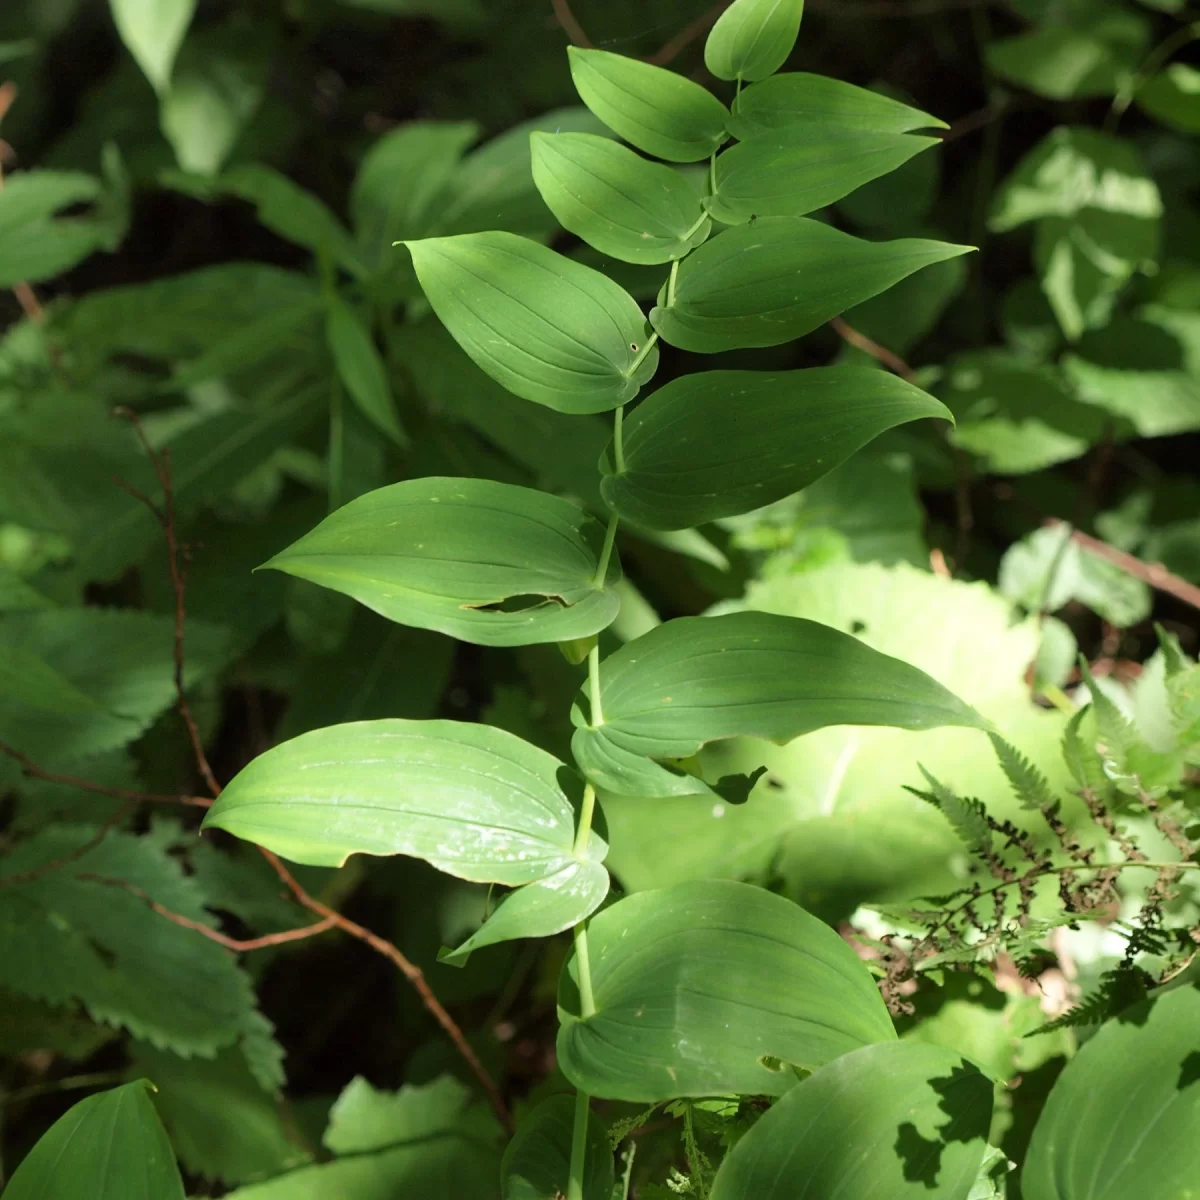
<box><xmin>501</xmin><ymin>1095</ymin><xmax>613</xmax><ymax>1200</ymax></box>
<box><xmin>404</xmin><ymin>232</ymin><xmax>657</xmax><ymax>413</ymax></box>
<box><xmin>4</xmin><ymin>1080</ymin><xmax>185</xmax><ymax>1200</ymax></box>
<box><xmin>203</xmin><ymin>718</ymin><xmax>606</xmax><ymax>875</ymax></box>
<box><xmin>602</xmin><ymin>367</ymin><xmax>951</xmax><ymax>530</ymax></box>
<box><xmin>1023</xmin><ymin>984</ymin><xmax>1200</xmax><ymax>1200</ymax></box>
<box><xmin>707</xmin><ymin>131</ymin><xmax>938</xmax><ymax>225</ymax></box>
<box><xmin>260</xmin><ymin>478</ymin><xmax>620</xmax><ymax>647</ymax></box>
<box><xmin>573</xmin><ymin>611</ymin><xmax>984</xmax><ymax>798</ymax></box>
<box><xmin>325</xmin><ymin>296</ymin><xmax>407</xmax><ymax>446</ymax></box>
<box><xmin>710</xmin><ymin>1041</ymin><xmax>993</xmax><ymax>1200</ymax></box>
<box><xmin>567</xmin><ymin>47</ymin><xmax>728</xmax><ymax>162</ymax></box>
<box><xmin>530</xmin><ymin>132</ymin><xmax>709</xmax><ymax>264</ymax></box>
<box><xmin>729</xmin><ymin>71</ymin><xmax>947</xmax><ymax>140</ymax></box>
<box><xmin>651</xmin><ymin>218</ymin><xmax>971</xmax><ymax>353</ymax></box>
<box><xmin>704</xmin><ymin>0</ymin><xmax>805</xmax><ymax>82</ymax></box>
<box><xmin>557</xmin><ymin>880</ymin><xmax>895</xmax><ymax>1100</ymax></box>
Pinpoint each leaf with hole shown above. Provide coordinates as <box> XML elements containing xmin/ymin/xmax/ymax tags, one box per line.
<box><xmin>650</xmin><ymin>217</ymin><xmax>972</xmax><ymax>353</ymax></box>
<box><xmin>601</xmin><ymin>367</ymin><xmax>951</xmax><ymax>530</ymax></box>
<box><xmin>709</xmin><ymin>1041</ymin><xmax>994</xmax><ymax>1200</ymax></box>
<box><xmin>404</xmin><ymin>232</ymin><xmax>657</xmax><ymax>413</ymax></box>
<box><xmin>557</xmin><ymin>880</ymin><xmax>896</xmax><ymax>1101</ymax></box>
<box><xmin>501</xmin><ymin>1095</ymin><xmax>613</xmax><ymax>1200</ymax></box>
<box><xmin>572</xmin><ymin>610</ymin><xmax>985</xmax><ymax>798</ymax></box>
<box><xmin>259</xmin><ymin>478</ymin><xmax>620</xmax><ymax>646</ymax></box>
<box><xmin>567</xmin><ymin>47</ymin><xmax>728</xmax><ymax>163</ymax></box>
<box><xmin>704</xmin><ymin>0</ymin><xmax>806</xmax><ymax>82</ymax></box>
<box><xmin>530</xmin><ymin>132</ymin><xmax>710</xmax><ymax>264</ymax></box>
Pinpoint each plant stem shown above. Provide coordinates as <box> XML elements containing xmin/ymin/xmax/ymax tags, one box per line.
<box><xmin>667</xmin><ymin>258</ymin><xmax>680</xmax><ymax>307</ymax></box>
<box><xmin>573</xmin><ymin>783</ymin><xmax>597</xmax><ymax>858</ymax></box>
<box><xmin>587</xmin><ymin>644</ymin><xmax>604</xmax><ymax>726</ymax></box>
<box><xmin>708</xmin><ymin>151</ymin><xmax>717</xmax><ymax>197</ymax></box>
<box><xmin>594</xmin><ymin>512</ymin><xmax>619</xmax><ymax>587</ymax></box>
<box><xmin>613</xmin><ymin>404</ymin><xmax>626</xmax><ymax>474</ymax></box>
<box><xmin>627</xmin><ymin>332</ymin><xmax>659</xmax><ymax>377</ymax></box>
<box><xmin>1109</xmin><ymin>21</ymin><xmax>1200</xmax><ymax>129</ymax></box>
<box><xmin>567</xmin><ymin>787</ymin><xmax>599</xmax><ymax>1200</ymax></box>
<box><xmin>680</xmin><ymin>211</ymin><xmax>709</xmax><ymax>243</ymax></box>
<box><xmin>567</xmin><ymin>1084</ymin><xmax>592</xmax><ymax>1200</ymax></box>
<box><xmin>328</xmin><ymin>376</ymin><xmax>345</xmax><ymax>513</ymax></box>
<box><xmin>0</xmin><ymin>1071</ymin><xmax>127</xmax><ymax>1109</ymax></box>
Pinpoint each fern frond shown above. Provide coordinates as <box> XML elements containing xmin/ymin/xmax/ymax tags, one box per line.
<box><xmin>908</xmin><ymin>767</ymin><xmax>993</xmax><ymax>857</ymax></box>
<box><xmin>989</xmin><ymin>733</ymin><xmax>1060</xmax><ymax>817</ymax></box>
<box><xmin>1030</xmin><ymin>966</ymin><xmax>1150</xmax><ymax>1035</ymax></box>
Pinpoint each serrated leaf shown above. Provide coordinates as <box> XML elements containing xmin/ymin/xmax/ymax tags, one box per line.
<box><xmin>567</xmin><ymin>47</ymin><xmax>728</xmax><ymax>163</ymax></box>
<box><xmin>911</xmin><ymin>768</ymin><xmax>992</xmax><ymax>855</ymax></box>
<box><xmin>404</xmin><ymin>232</ymin><xmax>657</xmax><ymax>413</ymax></box>
<box><xmin>203</xmin><ymin>717</ymin><xmax>607</xmax><ymax>875</ymax></box>
<box><xmin>4</xmin><ymin>1080</ymin><xmax>185</xmax><ymax>1200</ymax></box>
<box><xmin>325</xmin><ymin>296</ymin><xmax>407</xmax><ymax>445</ymax></box>
<box><xmin>501</xmin><ymin>1094</ymin><xmax>613</xmax><ymax>1200</ymax></box>
<box><xmin>709</xmin><ymin>1041</ymin><xmax>992</xmax><ymax>1200</ymax></box>
<box><xmin>109</xmin><ymin>0</ymin><xmax>195</xmax><ymax>91</ymax></box>
<box><xmin>530</xmin><ymin>132</ymin><xmax>709</xmax><ymax>264</ymax></box>
<box><xmin>261</xmin><ymin>477</ymin><xmax>620</xmax><ymax>646</ymax></box>
<box><xmin>989</xmin><ymin>732</ymin><xmax>1060</xmax><ymax>816</ymax></box>
<box><xmin>601</xmin><ymin>366</ymin><xmax>951</xmax><ymax>531</ymax></box>
<box><xmin>650</xmin><ymin>217</ymin><xmax>971</xmax><ymax>353</ymax></box>
<box><xmin>572</xmin><ymin>610</ymin><xmax>984</xmax><ymax>798</ymax></box>
<box><xmin>704</xmin><ymin>0</ymin><xmax>805</xmax><ymax>82</ymax></box>
<box><xmin>557</xmin><ymin>880</ymin><xmax>896</xmax><ymax>1101</ymax></box>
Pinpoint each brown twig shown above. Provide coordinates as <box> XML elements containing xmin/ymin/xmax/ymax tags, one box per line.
<box><xmin>1046</xmin><ymin>520</ymin><xmax>1200</xmax><ymax>614</ymax></box>
<box><xmin>0</xmin><ymin>803</ymin><xmax>137</xmax><ymax>889</ymax></box>
<box><xmin>549</xmin><ymin>0</ymin><xmax>592</xmax><ymax>47</ymax></box>
<box><xmin>829</xmin><ymin>316</ymin><xmax>917</xmax><ymax>382</ymax></box>
<box><xmin>646</xmin><ymin>2</ymin><xmax>731</xmax><ymax>66</ymax></box>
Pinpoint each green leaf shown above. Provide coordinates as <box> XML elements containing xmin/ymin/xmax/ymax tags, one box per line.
<box><xmin>729</xmin><ymin>71</ymin><xmax>947</xmax><ymax>140</ymax></box>
<box><xmin>443</xmin><ymin>859</ymin><xmax>609</xmax><ymax>965</ymax></box>
<box><xmin>704</xmin><ymin>0</ymin><xmax>805</xmax><ymax>82</ymax></box>
<box><xmin>1136</xmin><ymin>63</ymin><xmax>1200</xmax><ymax>133</ymax></box>
<box><xmin>109</xmin><ymin>0</ymin><xmax>195</xmax><ymax>91</ymax></box>
<box><xmin>601</xmin><ymin>366</ymin><xmax>951</xmax><ymax>530</ymax></box>
<box><xmin>202</xmin><ymin>717</ymin><xmax>607</xmax><ymax>874</ymax></box>
<box><xmin>4</xmin><ymin>1080</ymin><xmax>185</xmax><ymax>1200</ymax></box>
<box><xmin>567</xmin><ymin>47</ymin><xmax>729</xmax><ymax>163</ymax></box>
<box><xmin>501</xmin><ymin>1095</ymin><xmax>613</xmax><ymax>1200</ymax></box>
<box><xmin>404</xmin><ymin>232</ymin><xmax>657</xmax><ymax>413</ymax></box>
<box><xmin>530</xmin><ymin>132</ymin><xmax>709</xmax><ymax>264</ymax></box>
<box><xmin>706</xmin><ymin>131</ymin><xmax>938</xmax><ymax>225</ymax></box>
<box><xmin>1023</xmin><ymin>985</ymin><xmax>1200</xmax><ymax>1200</ymax></box>
<box><xmin>572</xmin><ymin>610</ymin><xmax>984</xmax><ymax>798</ymax></box>
<box><xmin>650</xmin><ymin>217</ymin><xmax>971</xmax><ymax>353</ymax></box>
<box><xmin>557</xmin><ymin>880</ymin><xmax>896</xmax><ymax>1101</ymax></box>
<box><xmin>261</xmin><ymin>477</ymin><xmax>620</xmax><ymax>646</ymax></box>
<box><xmin>709</xmin><ymin>1041</ymin><xmax>993</xmax><ymax>1200</ymax></box>
<box><xmin>325</xmin><ymin>296</ymin><xmax>406</xmax><ymax>446</ymax></box>
<box><xmin>987</xmin><ymin>26</ymin><xmax>1141</xmax><ymax>100</ymax></box>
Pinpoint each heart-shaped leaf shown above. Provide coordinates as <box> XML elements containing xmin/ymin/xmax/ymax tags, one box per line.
<box><xmin>404</xmin><ymin>232</ymin><xmax>657</xmax><ymax>413</ymax></box>
<box><xmin>568</xmin><ymin>47</ymin><xmax>728</xmax><ymax>163</ymax></box>
<box><xmin>260</xmin><ymin>478</ymin><xmax>621</xmax><ymax>647</ymax></box>
<box><xmin>572</xmin><ymin>611</ymin><xmax>985</xmax><ymax>797</ymax></box>
<box><xmin>705</xmin><ymin>0</ymin><xmax>806</xmax><ymax>83</ymax></box>
<box><xmin>202</xmin><ymin>718</ymin><xmax>606</xmax><ymax>875</ymax></box>
<box><xmin>601</xmin><ymin>367</ymin><xmax>951</xmax><ymax>530</ymax></box>
<box><xmin>709</xmin><ymin>1041</ymin><xmax>994</xmax><ymax>1200</ymax></box>
<box><xmin>531</xmin><ymin>132</ymin><xmax>710</xmax><ymax>264</ymax></box>
<box><xmin>557</xmin><ymin>879</ymin><xmax>895</xmax><ymax>1101</ymax></box>
<box><xmin>501</xmin><ymin>1095</ymin><xmax>612</xmax><ymax>1200</ymax></box>
<box><xmin>650</xmin><ymin>217</ymin><xmax>972</xmax><ymax>353</ymax></box>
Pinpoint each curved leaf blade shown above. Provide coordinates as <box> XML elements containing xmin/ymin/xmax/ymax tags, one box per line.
<box><xmin>202</xmin><ymin>718</ymin><xmax>606</xmax><ymax>875</ymax></box>
<box><xmin>4</xmin><ymin>1080</ymin><xmax>185</xmax><ymax>1200</ymax></box>
<box><xmin>601</xmin><ymin>367</ymin><xmax>952</xmax><ymax>530</ymax></box>
<box><xmin>567</xmin><ymin>47</ymin><xmax>728</xmax><ymax>163</ymax></box>
<box><xmin>501</xmin><ymin>1095</ymin><xmax>613</xmax><ymax>1200</ymax></box>
<box><xmin>531</xmin><ymin>132</ymin><xmax>710</xmax><ymax>264</ymax></box>
<box><xmin>710</xmin><ymin>1041</ymin><xmax>993</xmax><ymax>1200</ymax></box>
<box><xmin>572</xmin><ymin>611</ymin><xmax>985</xmax><ymax>797</ymax></box>
<box><xmin>705</xmin><ymin>0</ymin><xmax>805</xmax><ymax>82</ymax></box>
<box><xmin>404</xmin><ymin>231</ymin><xmax>657</xmax><ymax>413</ymax></box>
<box><xmin>651</xmin><ymin>217</ymin><xmax>972</xmax><ymax>353</ymax></box>
<box><xmin>325</xmin><ymin>296</ymin><xmax>407</xmax><ymax>446</ymax></box>
<box><xmin>260</xmin><ymin>478</ymin><xmax>621</xmax><ymax>647</ymax></box>
<box><xmin>557</xmin><ymin>880</ymin><xmax>896</xmax><ymax>1101</ymax></box>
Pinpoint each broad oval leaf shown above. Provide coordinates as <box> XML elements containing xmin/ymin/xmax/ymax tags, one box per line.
<box><xmin>706</xmin><ymin>131</ymin><xmax>938</xmax><ymax>225</ymax></box>
<box><xmin>109</xmin><ymin>0</ymin><xmax>195</xmax><ymax>92</ymax></box>
<box><xmin>501</xmin><ymin>1095</ymin><xmax>613</xmax><ymax>1200</ymax></box>
<box><xmin>572</xmin><ymin>611</ymin><xmax>985</xmax><ymax>797</ymax></box>
<box><xmin>1022</xmin><ymin>984</ymin><xmax>1200</xmax><ymax>1200</ymax></box>
<box><xmin>710</xmin><ymin>1041</ymin><xmax>993</xmax><ymax>1200</ymax></box>
<box><xmin>557</xmin><ymin>880</ymin><xmax>895</xmax><ymax>1101</ymax></box>
<box><xmin>704</xmin><ymin>0</ymin><xmax>805</xmax><ymax>83</ymax></box>
<box><xmin>601</xmin><ymin>367</ymin><xmax>952</xmax><ymax>530</ymax></box>
<box><xmin>567</xmin><ymin>47</ymin><xmax>729</xmax><ymax>163</ymax></box>
<box><xmin>4</xmin><ymin>1080</ymin><xmax>185</xmax><ymax>1200</ymax></box>
<box><xmin>260</xmin><ymin>478</ymin><xmax>621</xmax><ymax>647</ymax></box>
<box><xmin>530</xmin><ymin>132</ymin><xmax>710</xmax><ymax>264</ymax></box>
<box><xmin>202</xmin><ymin>718</ymin><xmax>606</xmax><ymax>875</ymax></box>
<box><xmin>325</xmin><ymin>296</ymin><xmax>407</xmax><ymax>446</ymax></box>
<box><xmin>650</xmin><ymin>217</ymin><xmax>972</xmax><ymax>353</ymax></box>
<box><xmin>404</xmin><ymin>231</ymin><xmax>657</xmax><ymax>413</ymax></box>
<box><xmin>729</xmin><ymin>71</ymin><xmax>948</xmax><ymax>140</ymax></box>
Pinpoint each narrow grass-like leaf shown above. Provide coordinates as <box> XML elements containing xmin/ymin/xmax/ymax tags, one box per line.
<box><xmin>325</xmin><ymin>296</ymin><xmax>407</xmax><ymax>446</ymax></box>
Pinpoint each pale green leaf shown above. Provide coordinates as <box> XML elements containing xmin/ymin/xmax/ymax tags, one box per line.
<box><xmin>109</xmin><ymin>0</ymin><xmax>195</xmax><ymax>91</ymax></box>
<box><xmin>501</xmin><ymin>1095</ymin><xmax>613</xmax><ymax>1200</ymax></box>
<box><xmin>987</xmin><ymin>27</ymin><xmax>1142</xmax><ymax>100</ymax></box>
<box><xmin>705</xmin><ymin>0</ymin><xmax>805</xmax><ymax>82</ymax></box>
<box><xmin>557</xmin><ymin>880</ymin><xmax>896</xmax><ymax>1101</ymax></box>
<box><xmin>1136</xmin><ymin>63</ymin><xmax>1200</xmax><ymax>133</ymax></box>
<box><xmin>325</xmin><ymin>296</ymin><xmax>406</xmax><ymax>445</ymax></box>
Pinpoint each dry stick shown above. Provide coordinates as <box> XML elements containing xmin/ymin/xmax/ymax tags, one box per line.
<box><xmin>550</xmin><ymin>0</ymin><xmax>593</xmax><ymax>47</ymax></box>
<box><xmin>829</xmin><ymin>316</ymin><xmax>916</xmax><ymax>381</ymax></box>
<box><xmin>114</xmin><ymin>413</ymin><xmax>515</xmax><ymax>1133</ymax></box>
<box><xmin>646</xmin><ymin>2</ymin><xmax>731</xmax><ymax>65</ymax></box>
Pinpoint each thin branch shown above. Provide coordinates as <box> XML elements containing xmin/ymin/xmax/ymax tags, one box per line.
<box><xmin>550</xmin><ymin>0</ymin><xmax>593</xmax><ymax>47</ymax></box>
<box><xmin>0</xmin><ymin>803</ymin><xmax>137</xmax><ymax>889</ymax></box>
<box><xmin>1046</xmin><ymin>520</ymin><xmax>1200</xmax><ymax>614</ymax></box>
<box><xmin>829</xmin><ymin>316</ymin><xmax>917</xmax><ymax>381</ymax></box>
<box><xmin>646</xmin><ymin>3</ymin><xmax>731</xmax><ymax>66</ymax></box>
<box><xmin>808</xmin><ymin>0</ymin><xmax>1002</xmax><ymax>15</ymax></box>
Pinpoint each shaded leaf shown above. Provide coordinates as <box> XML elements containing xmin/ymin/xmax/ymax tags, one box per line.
<box><xmin>325</xmin><ymin>296</ymin><xmax>406</xmax><ymax>445</ymax></box>
<box><xmin>502</xmin><ymin>1095</ymin><xmax>612</xmax><ymax>1200</ymax></box>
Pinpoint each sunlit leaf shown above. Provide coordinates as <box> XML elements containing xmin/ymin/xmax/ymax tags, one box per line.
<box><xmin>704</xmin><ymin>0</ymin><xmax>805</xmax><ymax>83</ymax></box>
<box><xmin>1136</xmin><ymin>63</ymin><xmax>1200</xmax><ymax>133</ymax></box>
<box><xmin>109</xmin><ymin>0</ymin><xmax>195</xmax><ymax>91</ymax></box>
